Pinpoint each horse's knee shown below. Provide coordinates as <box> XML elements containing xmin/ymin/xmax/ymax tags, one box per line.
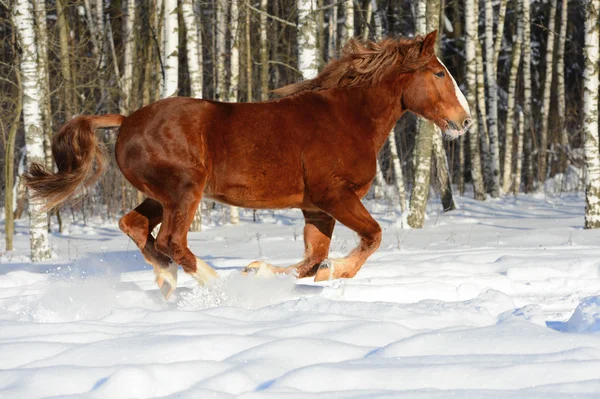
<box><xmin>362</xmin><ymin>224</ymin><xmax>382</xmax><ymax>251</ymax></box>
<box><xmin>119</xmin><ymin>213</ymin><xmax>149</xmax><ymax>248</ymax></box>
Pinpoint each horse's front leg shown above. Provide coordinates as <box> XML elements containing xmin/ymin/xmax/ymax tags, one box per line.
<box><xmin>311</xmin><ymin>188</ymin><xmax>382</xmax><ymax>281</ymax></box>
<box><xmin>243</xmin><ymin>210</ymin><xmax>335</xmax><ymax>278</ymax></box>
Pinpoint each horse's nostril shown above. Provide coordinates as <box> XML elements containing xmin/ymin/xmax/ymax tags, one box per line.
<box><xmin>448</xmin><ymin>120</ymin><xmax>460</xmax><ymax>131</ymax></box>
<box><xmin>463</xmin><ymin>119</ymin><xmax>472</xmax><ymax>128</ymax></box>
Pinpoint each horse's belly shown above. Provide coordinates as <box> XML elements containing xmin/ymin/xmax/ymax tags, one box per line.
<box><xmin>204</xmin><ymin>177</ymin><xmax>306</xmax><ymax>209</ymax></box>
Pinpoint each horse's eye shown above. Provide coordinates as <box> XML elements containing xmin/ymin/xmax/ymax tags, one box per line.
<box><xmin>435</xmin><ymin>71</ymin><xmax>445</xmax><ymax>78</ymax></box>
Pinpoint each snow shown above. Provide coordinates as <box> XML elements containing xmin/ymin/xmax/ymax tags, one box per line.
<box><xmin>1</xmin><ymin>193</ymin><xmax>600</xmax><ymax>398</ymax></box>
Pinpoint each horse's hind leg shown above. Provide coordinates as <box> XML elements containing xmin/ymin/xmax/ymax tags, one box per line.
<box><xmin>244</xmin><ymin>210</ymin><xmax>335</xmax><ymax>278</ymax></box>
<box><xmin>118</xmin><ymin>198</ymin><xmax>178</xmax><ymax>298</ymax></box>
<box><xmin>154</xmin><ymin>189</ymin><xmax>219</xmax><ymax>288</ymax></box>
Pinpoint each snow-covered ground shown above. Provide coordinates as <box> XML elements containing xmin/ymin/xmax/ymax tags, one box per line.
<box><xmin>1</xmin><ymin>193</ymin><xmax>600</xmax><ymax>398</ymax></box>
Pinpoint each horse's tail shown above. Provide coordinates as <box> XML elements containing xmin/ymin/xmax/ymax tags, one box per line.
<box><xmin>24</xmin><ymin>114</ymin><xmax>125</xmax><ymax>211</ymax></box>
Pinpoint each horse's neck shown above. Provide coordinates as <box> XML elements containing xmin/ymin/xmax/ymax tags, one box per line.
<box><xmin>329</xmin><ymin>84</ymin><xmax>404</xmax><ymax>151</ymax></box>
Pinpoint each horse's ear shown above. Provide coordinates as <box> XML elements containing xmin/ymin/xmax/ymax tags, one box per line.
<box><xmin>420</xmin><ymin>30</ymin><xmax>438</xmax><ymax>56</ymax></box>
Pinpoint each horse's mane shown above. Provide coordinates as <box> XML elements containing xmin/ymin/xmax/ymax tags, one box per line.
<box><xmin>272</xmin><ymin>35</ymin><xmax>433</xmax><ymax>97</ymax></box>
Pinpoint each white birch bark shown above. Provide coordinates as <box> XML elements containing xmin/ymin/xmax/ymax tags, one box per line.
<box><xmin>344</xmin><ymin>0</ymin><xmax>354</xmax><ymax>39</ymax></box>
<box><xmin>328</xmin><ymin>3</ymin><xmax>338</xmax><ymax>60</ymax></box>
<box><xmin>298</xmin><ymin>0</ymin><xmax>319</xmax><ymax>79</ymax></box>
<box><xmin>260</xmin><ymin>0</ymin><xmax>269</xmax><ymax>100</ymax></box>
<box><xmin>476</xmin><ymin>28</ymin><xmax>491</xmax><ymax>191</ymax></box>
<box><xmin>216</xmin><ymin>0</ymin><xmax>228</xmax><ymax>100</ymax></box>
<box><xmin>484</xmin><ymin>0</ymin><xmax>500</xmax><ymax>197</ymax></box>
<box><xmin>556</xmin><ymin>0</ymin><xmax>568</xmax><ymax>172</ymax></box>
<box><xmin>13</xmin><ymin>0</ymin><xmax>51</xmax><ymax>261</ymax></box>
<box><xmin>33</xmin><ymin>0</ymin><xmax>52</xmax><ymax>170</ymax></box>
<box><xmin>122</xmin><ymin>0</ymin><xmax>135</xmax><ymax>112</ymax></box>
<box><xmin>182</xmin><ymin>0</ymin><xmax>204</xmax><ymax>231</ymax></box>
<box><xmin>522</xmin><ymin>0</ymin><xmax>534</xmax><ymax>191</ymax></box>
<box><xmin>229</xmin><ymin>0</ymin><xmax>240</xmax><ymax>224</ymax></box>
<box><xmin>465</xmin><ymin>0</ymin><xmax>486</xmax><ymax>200</ymax></box>
<box><xmin>502</xmin><ymin>0</ymin><xmax>523</xmax><ymax>194</ymax></box>
<box><xmin>514</xmin><ymin>110</ymin><xmax>525</xmax><ymax>195</ymax></box>
<box><xmin>162</xmin><ymin>0</ymin><xmax>178</xmax><ymax>98</ymax></box>
<box><xmin>182</xmin><ymin>0</ymin><xmax>203</xmax><ymax>98</ymax></box>
<box><xmin>408</xmin><ymin>0</ymin><xmax>437</xmax><ymax>228</ymax></box>
<box><xmin>583</xmin><ymin>0</ymin><xmax>600</xmax><ymax>228</ymax></box>
<box><xmin>539</xmin><ymin>0</ymin><xmax>557</xmax><ymax>181</ymax></box>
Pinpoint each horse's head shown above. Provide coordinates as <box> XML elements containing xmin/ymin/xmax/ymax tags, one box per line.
<box><xmin>401</xmin><ymin>30</ymin><xmax>472</xmax><ymax>138</ymax></box>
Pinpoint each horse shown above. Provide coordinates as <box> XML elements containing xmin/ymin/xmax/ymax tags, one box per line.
<box><xmin>25</xmin><ymin>30</ymin><xmax>471</xmax><ymax>300</ymax></box>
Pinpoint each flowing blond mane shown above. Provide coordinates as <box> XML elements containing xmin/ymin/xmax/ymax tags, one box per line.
<box><xmin>272</xmin><ymin>35</ymin><xmax>433</xmax><ymax>97</ymax></box>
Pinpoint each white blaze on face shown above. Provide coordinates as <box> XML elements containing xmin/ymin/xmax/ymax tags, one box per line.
<box><xmin>437</xmin><ymin>57</ymin><xmax>470</xmax><ymax>117</ymax></box>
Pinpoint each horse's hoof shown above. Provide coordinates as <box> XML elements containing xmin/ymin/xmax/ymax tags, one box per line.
<box><xmin>190</xmin><ymin>257</ymin><xmax>219</xmax><ymax>285</ymax></box>
<box><xmin>314</xmin><ymin>259</ymin><xmax>335</xmax><ymax>282</ymax></box>
<box><xmin>242</xmin><ymin>260</ymin><xmax>276</xmax><ymax>277</ymax></box>
<box><xmin>156</xmin><ymin>262</ymin><xmax>178</xmax><ymax>300</ymax></box>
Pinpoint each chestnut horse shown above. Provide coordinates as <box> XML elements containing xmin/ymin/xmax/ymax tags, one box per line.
<box><xmin>25</xmin><ymin>30</ymin><xmax>470</xmax><ymax>299</ymax></box>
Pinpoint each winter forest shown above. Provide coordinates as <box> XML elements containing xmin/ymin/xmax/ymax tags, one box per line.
<box><xmin>3</xmin><ymin>0</ymin><xmax>600</xmax><ymax>260</ymax></box>
<box><xmin>2</xmin><ymin>1</ymin><xmax>600</xmax><ymax>397</ymax></box>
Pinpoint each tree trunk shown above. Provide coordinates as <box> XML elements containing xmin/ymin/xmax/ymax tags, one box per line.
<box><xmin>162</xmin><ymin>0</ymin><xmax>178</xmax><ymax>98</ymax></box>
<box><xmin>260</xmin><ymin>0</ymin><xmax>269</xmax><ymax>100</ymax></box>
<box><xmin>502</xmin><ymin>0</ymin><xmax>523</xmax><ymax>194</ymax></box>
<box><xmin>229</xmin><ymin>0</ymin><xmax>241</xmax><ymax>224</ymax></box>
<box><xmin>245</xmin><ymin>2</ymin><xmax>253</xmax><ymax>101</ymax></box>
<box><xmin>476</xmin><ymin>43</ymin><xmax>492</xmax><ymax>192</ymax></box>
<box><xmin>465</xmin><ymin>0</ymin><xmax>486</xmax><ymax>200</ymax></box>
<box><xmin>122</xmin><ymin>0</ymin><xmax>136</xmax><ymax>113</ymax></box>
<box><xmin>183</xmin><ymin>0</ymin><xmax>204</xmax><ymax>231</ymax></box>
<box><xmin>539</xmin><ymin>0</ymin><xmax>557</xmax><ymax>181</ymax></box>
<box><xmin>13</xmin><ymin>0</ymin><xmax>52</xmax><ymax>261</ymax></box>
<box><xmin>556</xmin><ymin>0</ymin><xmax>569</xmax><ymax>173</ymax></box>
<box><xmin>407</xmin><ymin>0</ymin><xmax>436</xmax><ymax>228</ymax></box>
<box><xmin>183</xmin><ymin>0</ymin><xmax>203</xmax><ymax>98</ymax></box>
<box><xmin>56</xmin><ymin>0</ymin><xmax>74</xmax><ymax>121</ymax></box>
<box><xmin>328</xmin><ymin>3</ymin><xmax>338</xmax><ymax>60</ymax></box>
<box><xmin>343</xmin><ymin>0</ymin><xmax>353</xmax><ymax>39</ymax></box>
<box><xmin>493</xmin><ymin>0</ymin><xmax>508</xmax><ymax>73</ymax></box>
<box><xmin>514</xmin><ymin>110</ymin><xmax>525</xmax><ymax>195</ymax></box>
<box><xmin>4</xmin><ymin>71</ymin><xmax>22</xmax><ymax>251</ymax></box>
<box><xmin>583</xmin><ymin>0</ymin><xmax>600</xmax><ymax>228</ymax></box>
<box><xmin>33</xmin><ymin>0</ymin><xmax>52</xmax><ymax>171</ymax></box>
<box><xmin>484</xmin><ymin>0</ymin><xmax>500</xmax><ymax>197</ymax></box>
<box><xmin>458</xmin><ymin>134</ymin><xmax>465</xmax><ymax>195</ymax></box>
<box><xmin>522</xmin><ymin>0</ymin><xmax>535</xmax><ymax>192</ymax></box>
<box><xmin>298</xmin><ymin>0</ymin><xmax>319</xmax><ymax>79</ymax></box>
<box><xmin>216</xmin><ymin>0</ymin><xmax>228</xmax><ymax>100</ymax></box>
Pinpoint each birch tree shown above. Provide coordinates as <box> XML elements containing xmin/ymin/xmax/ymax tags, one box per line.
<box><xmin>556</xmin><ymin>0</ymin><xmax>568</xmax><ymax>172</ymax></box>
<box><xmin>343</xmin><ymin>0</ymin><xmax>353</xmax><ymax>39</ymax></box>
<box><xmin>162</xmin><ymin>0</ymin><xmax>178</xmax><ymax>98</ymax></box>
<box><xmin>484</xmin><ymin>0</ymin><xmax>500</xmax><ymax>197</ymax></box>
<box><xmin>539</xmin><ymin>0</ymin><xmax>557</xmax><ymax>181</ymax></box>
<box><xmin>260</xmin><ymin>0</ymin><xmax>269</xmax><ymax>100</ymax></box>
<box><xmin>328</xmin><ymin>3</ymin><xmax>338</xmax><ymax>59</ymax></box>
<box><xmin>502</xmin><ymin>0</ymin><xmax>523</xmax><ymax>194</ymax></box>
<box><xmin>56</xmin><ymin>0</ymin><xmax>74</xmax><ymax>120</ymax></box>
<box><xmin>298</xmin><ymin>0</ymin><xmax>319</xmax><ymax>79</ymax></box>
<box><xmin>583</xmin><ymin>0</ymin><xmax>600</xmax><ymax>228</ymax></box>
<box><xmin>514</xmin><ymin>110</ymin><xmax>525</xmax><ymax>195</ymax></box>
<box><xmin>229</xmin><ymin>0</ymin><xmax>241</xmax><ymax>224</ymax></box>
<box><xmin>183</xmin><ymin>0</ymin><xmax>204</xmax><ymax>231</ymax></box>
<box><xmin>408</xmin><ymin>0</ymin><xmax>436</xmax><ymax>228</ymax></box>
<box><xmin>465</xmin><ymin>0</ymin><xmax>486</xmax><ymax>200</ymax></box>
<box><xmin>33</xmin><ymin>0</ymin><xmax>52</xmax><ymax>170</ymax></box>
<box><xmin>13</xmin><ymin>0</ymin><xmax>51</xmax><ymax>261</ymax></box>
<box><xmin>182</xmin><ymin>0</ymin><xmax>202</xmax><ymax>98</ymax></box>
<box><xmin>122</xmin><ymin>0</ymin><xmax>135</xmax><ymax>113</ymax></box>
<box><xmin>522</xmin><ymin>0</ymin><xmax>534</xmax><ymax>191</ymax></box>
<box><xmin>493</xmin><ymin>0</ymin><xmax>508</xmax><ymax>72</ymax></box>
<box><xmin>216</xmin><ymin>0</ymin><xmax>227</xmax><ymax>100</ymax></box>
